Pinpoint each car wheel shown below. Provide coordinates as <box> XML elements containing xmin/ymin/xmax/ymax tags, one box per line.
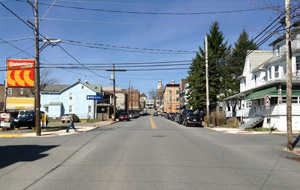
<box><xmin>67</xmin><ymin>121</ymin><xmax>70</xmax><ymax>123</ymax></box>
<box><xmin>10</xmin><ymin>123</ymin><xmax>15</xmax><ymax>130</ymax></box>
<box><xmin>62</xmin><ymin>121</ymin><xmax>65</xmax><ymax>123</ymax></box>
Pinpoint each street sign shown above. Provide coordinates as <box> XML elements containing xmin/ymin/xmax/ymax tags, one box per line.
<box><xmin>265</xmin><ymin>95</ymin><xmax>270</xmax><ymax>109</ymax></box>
<box><xmin>86</xmin><ymin>95</ymin><xmax>103</xmax><ymax>100</ymax></box>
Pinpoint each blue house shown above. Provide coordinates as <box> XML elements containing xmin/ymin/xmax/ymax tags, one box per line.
<box><xmin>40</xmin><ymin>80</ymin><xmax>102</xmax><ymax>119</ymax></box>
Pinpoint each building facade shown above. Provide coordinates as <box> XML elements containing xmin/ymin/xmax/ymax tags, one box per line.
<box><xmin>41</xmin><ymin>80</ymin><xmax>102</xmax><ymax>119</ymax></box>
<box><xmin>140</xmin><ymin>93</ymin><xmax>147</xmax><ymax>109</ymax></box>
<box><xmin>122</xmin><ymin>89</ymin><xmax>140</xmax><ymax>111</ymax></box>
<box><xmin>179</xmin><ymin>79</ymin><xmax>189</xmax><ymax>109</ymax></box>
<box><xmin>156</xmin><ymin>80</ymin><xmax>164</xmax><ymax>110</ymax></box>
<box><xmin>223</xmin><ymin>29</ymin><xmax>300</xmax><ymax>131</ymax></box>
<box><xmin>163</xmin><ymin>80</ymin><xmax>180</xmax><ymax>113</ymax></box>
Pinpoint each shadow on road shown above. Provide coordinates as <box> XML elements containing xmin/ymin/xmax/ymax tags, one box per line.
<box><xmin>0</xmin><ymin>145</ymin><xmax>57</xmax><ymax>169</ymax></box>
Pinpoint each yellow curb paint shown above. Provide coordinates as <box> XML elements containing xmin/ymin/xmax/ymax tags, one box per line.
<box><xmin>149</xmin><ymin>116</ymin><xmax>157</xmax><ymax>129</ymax></box>
<box><xmin>0</xmin><ymin>135</ymin><xmax>23</xmax><ymax>138</ymax></box>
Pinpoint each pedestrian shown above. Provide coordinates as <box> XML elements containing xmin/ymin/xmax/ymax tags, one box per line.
<box><xmin>66</xmin><ymin>113</ymin><xmax>78</xmax><ymax>132</ymax></box>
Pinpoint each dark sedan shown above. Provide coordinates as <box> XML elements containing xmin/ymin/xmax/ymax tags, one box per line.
<box><xmin>183</xmin><ymin>113</ymin><xmax>202</xmax><ymax>127</ymax></box>
<box><xmin>12</xmin><ymin>111</ymin><xmax>48</xmax><ymax>129</ymax></box>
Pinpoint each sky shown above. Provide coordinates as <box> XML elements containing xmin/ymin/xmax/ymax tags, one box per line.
<box><xmin>0</xmin><ymin>0</ymin><xmax>286</xmax><ymax>96</ymax></box>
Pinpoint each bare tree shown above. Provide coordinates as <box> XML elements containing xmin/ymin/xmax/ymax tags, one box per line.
<box><xmin>40</xmin><ymin>69</ymin><xmax>58</xmax><ymax>85</ymax></box>
<box><xmin>148</xmin><ymin>89</ymin><xmax>157</xmax><ymax>99</ymax></box>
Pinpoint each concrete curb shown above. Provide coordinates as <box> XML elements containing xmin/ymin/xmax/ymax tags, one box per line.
<box><xmin>0</xmin><ymin>120</ymin><xmax>115</xmax><ymax>138</ymax></box>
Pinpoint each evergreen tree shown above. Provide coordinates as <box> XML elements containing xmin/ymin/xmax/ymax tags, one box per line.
<box><xmin>228</xmin><ymin>29</ymin><xmax>257</xmax><ymax>96</ymax></box>
<box><xmin>187</xmin><ymin>22</ymin><xmax>230</xmax><ymax>111</ymax></box>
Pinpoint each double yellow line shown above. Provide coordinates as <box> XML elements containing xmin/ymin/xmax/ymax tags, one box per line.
<box><xmin>149</xmin><ymin>116</ymin><xmax>157</xmax><ymax>129</ymax></box>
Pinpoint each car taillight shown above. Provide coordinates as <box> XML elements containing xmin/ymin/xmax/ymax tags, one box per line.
<box><xmin>187</xmin><ymin>117</ymin><xmax>189</xmax><ymax>120</ymax></box>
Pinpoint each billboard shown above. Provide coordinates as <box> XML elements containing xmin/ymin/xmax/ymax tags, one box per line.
<box><xmin>6</xmin><ymin>97</ymin><xmax>35</xmax><ymax>110</ymax></box>
<box><xmin>7</xmin><ymin>59</ymin><xmax>35</xmax><ymax>87</ymax></box>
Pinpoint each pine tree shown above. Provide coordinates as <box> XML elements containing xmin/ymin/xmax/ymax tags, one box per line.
<box><xmin>228</xmin><ymin>29</ymin><xmax>257</xmax><ymax>96</ymax></box>
<box><xmin>187</xmin><ymin>22</ymin><xmax>230</xmax><ymax>111</ymax></box>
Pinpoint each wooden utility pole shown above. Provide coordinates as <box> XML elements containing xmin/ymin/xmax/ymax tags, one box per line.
<box><xmin>28</xmin><ymin>0</ymin><xmax>41</xmax><ymax>136</ymax></box>
<box><xmin>205</xmin><ymin>35</ymin><xmax>210</xmax><ymax>127</ymax></box>
<box><xmin>113</xmin><ymin>64</ymin><xmax>116</xmax><ymax>121</ymax></box>
<box><xmin>106</xmin><ymin>66</ymin><xmax>126</xmax><ymax>121</ymax></box>
<box><xmin>285</xmin><ymin>0</ymin><xmax>293</xmax><ymax>151</ymax></box>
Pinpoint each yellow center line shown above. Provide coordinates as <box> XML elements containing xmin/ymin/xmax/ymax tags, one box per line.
<box><xmin>149</xmin><ymin>116</ymin><xmax>157</xmax><ymax>129</ymax></box>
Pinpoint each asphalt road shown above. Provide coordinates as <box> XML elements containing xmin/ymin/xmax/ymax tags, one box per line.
<box><xmin>0</xmin><ymin>115</ymin><xmax>300</xmax><ymax>190</ymax></box>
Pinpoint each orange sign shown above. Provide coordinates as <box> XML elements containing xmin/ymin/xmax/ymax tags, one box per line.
<box><xmin>7</xmin><ymin>59</ymin><xmax>35</xmax><ymax>87</ymax></box>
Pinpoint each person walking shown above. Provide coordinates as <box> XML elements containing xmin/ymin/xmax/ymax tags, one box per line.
<box><xmin>66</xmin><ymin>113</ymin><xmax>78</xmax><ymax>132</ymax></box>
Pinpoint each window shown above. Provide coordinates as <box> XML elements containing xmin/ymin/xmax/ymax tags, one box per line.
<box><xmin>45</xmin><ymin>107</ymin><xmax>49</xmax><ymax>113</ymax></box>
<box><xmin>254</xmin><ymin>75</ymin><xmax>257</xmax><ymax>86</ymax></box>
<box><xmin>296</xmin><ymin>56</ymin><xmax>300</xmax><ymax>72</ymax></box>
<box><xmin>282</xmin><ymin>97</ymin><xmax>286</xmax><ymax>103</ymax></box>
<box><xmin>8</xmin><ymin>88</ymin><xmax>12</xmax><ymax>95</ymax></box>
<box><xmin>276</xmin><ymin>45</ymin><xmax>280</xmax><ymax>56</ymax></box>
<box><xmin>69</xmin><ymin>105</ymin><xmax>73</xmax><ymax>113</ymax></box>
<box><xmin>176</xmin><ymin>90</ymin><xmax>179</xmax><ymax>94</ymax></box>
<box><xmin>81</xmin><ymin>86</ymin><xmax>84</xmax><ymax>89</ymax></box>
<box><xmin>169</xmin><ymin>90</ymin><xmax>172</xmax><ymax>94</ymax></box>
<box><xmin>20</xmin><ymin>88</ymin><xmax>23</xmax><ymax>95</ymax></box>
<box><xmin>176</xmin><ymin>98</ymin><xmax>179</xmax><ymax>101</ymax></box>
<box><xmin>88</xmin><ymin>105</ymin><xmax>91</xmax><ymax>113</ymax></box>
<box><xmin>274</xmin><ymin>66</ymin><xmax>279</xmax><ymax>78</ymax></box>
<box><xmin>271</xmin><ymin>97</ymin><xmax>278</xmax><ymax>105</ymax></box>
<box><xmin>292</xmin><ymin>97</ymin><xmax>298</xmax><ymax>104</ymax></box>
<box><xmin>69</xmin><ymin>93</ymin><xmax>73</xmax><ymax>100</ymax></box>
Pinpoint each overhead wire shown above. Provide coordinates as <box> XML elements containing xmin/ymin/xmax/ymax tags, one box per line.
<box><xmin>63</xmin><ymin>39</ymin><xmax>197</xmax><ymax>54</ymax></box>
<box><xmin>13</xmin><ymin>0</ymin><xmax>281</xmax><ymax>16</ymax></box>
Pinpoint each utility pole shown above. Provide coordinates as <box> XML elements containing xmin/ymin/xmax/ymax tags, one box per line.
<box><xmin>128</xmin><ymin>80</ymin><xmax>131</xmax><ymax>113</ymax></box>
<box><xmin>205</xmin><ymin>35</ymin><xmax>210</xmax><ymax>128</ymax></box>
<box><xmin>106</xmin><ymin>65</ymin><xmax>126</xmax><ymax>121</ymax></box>
<box><xmin>112</xmin><ymin>64</ymin><xmax>116</xmax><ymax>121</ymax></box>
<box><xmin>27</xmin><ymin>0</ymin><xmax>41</xmax><ymax>136</ymax></box>
<box><xmin>131</xmin><ymin>85</ymin><xmax>133</xmax><ymax>111</ymax></box>
<box><xmin>285</xmin><ymin>0</ymin><xmax>293</xmax><ymax>151</ymax></box>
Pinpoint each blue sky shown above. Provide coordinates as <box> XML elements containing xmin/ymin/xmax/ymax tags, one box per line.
<box><xmin>0</xmin><ymin>0</ymin><xmax>285</xmax><ymax>96</ymax></box>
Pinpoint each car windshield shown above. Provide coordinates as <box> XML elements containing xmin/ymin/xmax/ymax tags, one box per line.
<box><xmin>120</xmin><ymin>113</ymin><xmax>128</xmax><ymax>116</ymax></box>
<box><xmin>19</xmin><ymin>111</ymin><xmax>34</xmax><ymax>118</ymax></box>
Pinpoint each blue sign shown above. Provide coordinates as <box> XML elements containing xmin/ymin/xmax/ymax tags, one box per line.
<box><xmin>86</xmin><ymin>95</ymin><xmax>103</xmax><ymax>100</ymax></box>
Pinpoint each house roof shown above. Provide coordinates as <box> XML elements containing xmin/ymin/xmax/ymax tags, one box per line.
<box><xmin>247</xmin><ymin>50</ymin><xmax>273</xmax><ymax>71</ymax></box>
<box><xmin>42</xmin><ymin>85</ymin><xmax>69</xmax><ymax>92</ymax></box>
<box><xmin>268</xmin><ymin>27</ymin><xmax>300</xmax><ymax>46</ymax></box>
<box><xmin>41</xmin><ymin>81</ymin><xmax>102</xmax><ymax>94</ymax></box>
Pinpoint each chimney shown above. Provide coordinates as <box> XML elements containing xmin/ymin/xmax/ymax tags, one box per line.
<box><xmin>78</xmin><ymin>78</ymin><xmax>81</xmax><ymax>82</ymax></box>
<box><xmin>85</xmin><ymin>80</ymin><xmax>89</xmax><ymax>84</ymax></box>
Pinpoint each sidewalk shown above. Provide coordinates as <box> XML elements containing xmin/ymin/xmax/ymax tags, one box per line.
<box><xmin>0</xmin><ymin>120</ymin><xmax>116</xmax><ymax>138</ymax></box>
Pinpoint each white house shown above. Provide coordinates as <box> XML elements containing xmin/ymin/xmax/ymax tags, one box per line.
<box><xmin>223</xmin><ymin>28</ymin><xmax>300</xmax><ymax>131</ymax></box>
<box><xmin>41</xmin><ymin>80</ymin><xmax>102</xmax><ymax>119</ymax></box>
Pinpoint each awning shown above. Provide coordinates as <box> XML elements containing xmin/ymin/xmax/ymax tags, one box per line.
<box><xmin>246</xmin><ymin>87</ymin><xmax>276</xmax><ymax>100</ymax></box>
<box><xmin>270</xmin><ymin>89</ymin><xmax>300</xmax><ymax>96</ymax></box>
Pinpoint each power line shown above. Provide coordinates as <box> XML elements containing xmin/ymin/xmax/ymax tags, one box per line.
<box><xmin>57</xmin><ymin>44</ymin><xmax>110</xmax><ymax>80</ymax></box>
<box><xmin>14</xmin><ymin>0</ymin><xmax>280</xmax><ymax>16</ymax></box>
<box><xmin>40</xmin><ymin>60</ymin><xmax>193</xmax><ymax>66</ymax></box>
<box><xmin>63</xmin><ymin>40</ymin><xmax>196</xmax><ymax>54</ymax></box>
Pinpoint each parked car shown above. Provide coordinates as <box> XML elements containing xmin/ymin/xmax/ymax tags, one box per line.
<box><xmin>167</xmin><ymin>113</ymin><xmax>175</xmax><ymax>120</ymax></box>
<box><xmin>13</xmin><ymin>110</ymin><xmax>48</xmax><ymax>129</ymax></box>
<box><xmin>171</xmin><ymin>113</ymin><xmax>177</xmax><ymax>121</ymax></box>
<box><xmin>161</xmin><ymin>112</ymin><xmax>167</xmax><ymax>117</ymax></box>
<box><xmin>182</xmin><ymin>113</ymin><xmax>202</xmax><ymax>127</ymax></box>
<box><xmin>153</xmin><ymin>112</ymin><xmax>158</xmax><ymax>116</ymax></box>
<box><xmin>119</xmin><ymin>112</ymin><xmax>130</xmax><ymax>121</ymax></box>
<box><xmin>61</xmin><ymin>113</ymin><xmax>80</xmax><ymax>123</ymax></box>
<box><xmin>178</xmin><ymin>109</ymin><xmax>194</xmax><ymax>124</ymax></box>
<box><xmin>174</xmin><ymin>113</ymin><xmax>181</xmax><ymax>123</ymax></box>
